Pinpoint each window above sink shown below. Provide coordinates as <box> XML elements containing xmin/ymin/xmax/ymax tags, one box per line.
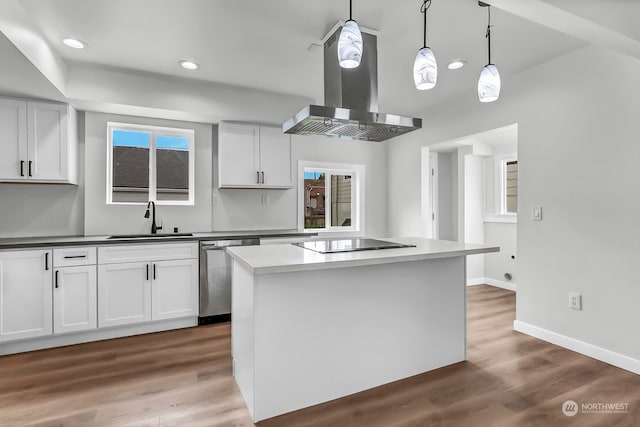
<box><xmin>106</xmin><ymin>122</ymin><xmax>195</xmax><ymax>206</ymax></box>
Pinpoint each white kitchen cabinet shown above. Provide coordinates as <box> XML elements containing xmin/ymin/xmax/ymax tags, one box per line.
<box><xmin>218</xmin><ymin>122</ymin><xmax>292</xmax><ymax>189</ymax></box>
<box><xmin>52</xmin><ymin>247</ymin><xmax>98</xmax><ymax>334</ymax></box>
<box><xmin>151</xmin><ymin>259</ymin><xmax>198</xmax><ymax>320</ymax></box>
<box><xmin>97</xmin><ymin>243</ymin><xmax>198</xmax><ymax>328</ymax></box>
<box><xmin>0</xmin><ymin>97</ymin><xmax>77</xmax><ymax>184</ymax></box>
<box><xmin>0</xmin><ymin>98</ymin><xmax>27</xmax><ymax>181</ymax></box>
<box><xmin>0</xmin><ymin>250</ymin><xmax>53</xmax><ymax>342</ymax></box>
<box><xmin>53</xmin><ymin>265</ymin><xmax>98</xmax><ymax>334</ymax></box>
<box><xmin>98</xmin><ymin>261</ymin><xmax>151</xmax><ymax>328</ymax></box>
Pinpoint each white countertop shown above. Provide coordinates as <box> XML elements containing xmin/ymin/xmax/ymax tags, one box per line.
<box><xmin>226</xmin><ymin>237</ymin><xmax>499</xmax><ymax>275</ymax></box>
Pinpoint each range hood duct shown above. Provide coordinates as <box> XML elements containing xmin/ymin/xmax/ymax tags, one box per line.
<box><xmin>283</xmin><ymin>27</ymin><xmax>422</xmax><ymax>142</ymax></box>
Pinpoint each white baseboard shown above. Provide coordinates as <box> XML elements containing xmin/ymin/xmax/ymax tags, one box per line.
<box><xmin>466</xmin><ymin>277</ymin><xmax>517</xmax><ymax>292</ymax></box>
<box><xmin>484</xmin><ymin>278</ymin><xmax>517</xmax><ymax>292</ymax></box>
<box><xmin>0</xmin><ymin>317</ymin><xmax>197</xmax><ymax>356</ymax></box>
<box><xmin>514</xmin><ymin>320</ymin><xmax>640</xmax><ymax>376</ymax></box>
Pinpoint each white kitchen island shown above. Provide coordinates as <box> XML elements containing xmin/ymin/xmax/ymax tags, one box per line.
<box><xmin>227</xmin><ymin>237</ymin><xmax>499</xmax><ymax>422</ymax></box>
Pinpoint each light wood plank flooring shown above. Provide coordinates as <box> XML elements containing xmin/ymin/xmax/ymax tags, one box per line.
<box><xmin>1</xmin><ymin>285</ymin><xmax>638</xmax><ymax>426</ymax></box>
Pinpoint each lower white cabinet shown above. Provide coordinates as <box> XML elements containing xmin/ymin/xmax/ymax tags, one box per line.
<box><xmin>0</xmin><ymin>249</ymin><xmax>53</xmax><ymax>342</ymax></box>
<box><xmin>152</xmin><ymin>259</ymin><xmax>198</xmax><ymax>321</ymax></box>
<box><xmin>98</xmin><ymin>262</ymin><xmax>151</xmax><ymax>328</ymax></box>
<box><xmin>97</xmin><ymin>243</ymin><xmax>199</xmax><ymax>328</ymax></box>
<box><xmin>53</xmin><ymin>265</ymin><xmax>98</xmax><ymax>334</ymax></box>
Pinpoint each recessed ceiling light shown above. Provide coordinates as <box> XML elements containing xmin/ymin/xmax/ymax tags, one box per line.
<box><xmin>179</xmin><ymin>60</ymin><xmax>199</xmax><ymax>70</ymax></box>
<box><xmin>447</xmin><ymin>60</ymin><xmax>466</xmax><ymax>70</ymax></box>
<box><xmin>63</xmin><ymin>38</ymin><xmax>86</xmax><ymax>49</ymax></box>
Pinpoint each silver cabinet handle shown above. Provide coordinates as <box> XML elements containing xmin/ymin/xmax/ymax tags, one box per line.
<box><xmin>55</xmin><ymin>270</ymin><xmax>60</xmax><ymax>288</ymax></box>
<box><xmin>261</xmin><ymin>171</ymin><xmax>265</xmax><ymax>184</ymax></box>
<box><xmin>256</xmin><ymin>171</ymin><xmax>260</xmax><ymax>184</ymax></box>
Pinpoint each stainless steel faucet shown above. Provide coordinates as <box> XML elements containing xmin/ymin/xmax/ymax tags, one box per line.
<box><xmin>144</xmin><ymin>201</ymin><xmax>162</xmax><ymax>234</ymax></box>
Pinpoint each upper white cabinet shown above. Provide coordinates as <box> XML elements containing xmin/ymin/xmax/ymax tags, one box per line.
<box><xmin>218</xmin><ymin>122</ymin><xmax>292</xmax><ymax>189</ymax></box>
<box><xmin>0</xmin><ymin>97</ymin><xmax>77</xmax><ymax>184</ymax></box>
<box><xmin>0</xmin><ymin>249</ymin><xmax>53</xmax><ymax>342</ymax></box>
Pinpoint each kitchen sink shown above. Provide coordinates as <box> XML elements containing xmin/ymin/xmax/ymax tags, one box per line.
<box><xmin>107</xmin><ymin>233</ymin><xmax>194</xmax><ymax>239</ymax></box>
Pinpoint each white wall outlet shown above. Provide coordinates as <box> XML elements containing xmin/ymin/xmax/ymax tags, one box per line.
<box><xmin>569</xmin><ymin>292</ymin><xmax>582</xmax><ymax>310</ymax></box>
<box><xmin>212</xmin><ymin>193</ymin><xmax>219</xmax><ymax>205</ymax></box>
<box><xmin>261</xmin><ymin>195</ymin><xmax>270</xmax><ymax>205</ymax></box>
<box><xmin>532</xmin><ymin>206</ymin><xmax>543</xmax><ymax>221</ymax></box>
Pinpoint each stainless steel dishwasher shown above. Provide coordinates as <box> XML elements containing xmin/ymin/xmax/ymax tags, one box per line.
<box><xmin>199</xmin><ymin>238</ymin><xmax>260</xmax><ymax>324</ymax></box>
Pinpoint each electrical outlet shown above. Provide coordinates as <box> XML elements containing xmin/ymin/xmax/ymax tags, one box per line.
<box><xmin>261</xmin><ymin>195</ymin><xmax>270</xmax><ymax>205</ymax></box>
<box><xmin>569</xmin><ymin>293</ymin><xmax>582</xmax><ymax>310</ymax></box>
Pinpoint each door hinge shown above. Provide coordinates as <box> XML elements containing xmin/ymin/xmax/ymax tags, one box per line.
<box><xmin>432</xmin><ymin>213</ymin><xmax>435</xmax><ymax>220</ymax></box>
<box><xmin>431</xmin><ymin>168</ymin><xmax>434</xmax><ymax>176</ymax></box>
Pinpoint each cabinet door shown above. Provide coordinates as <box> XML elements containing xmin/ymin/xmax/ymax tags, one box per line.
<box><xmin>53</xmin><ymin>265</ymin><xmax>97</xmax><ymax>334</ymax></box>
<box><xmin>259</xmin><ymin>126</ymin><xmax>292</xmax><ymax>188</ymax></box>
<box><xmin>27</xmin><ymin>101</ymin><xmax>68</xmax><ymax>182</ymax></box>
<box><xmin>218</xmin><ymin>122</ymin><xmax>260</xmax><ymax>188</ymax></box>
<box><xmin>0</xmin><ymin>250</ymin><xmax>52</xmax><ymax>341</ymax></box>
<box><xmin>0</xmin><ymin>98</ymin><xmax>28</xmax><ymax>181</ymax></box>
<box><xmin>151</xmin><ymin>259</ymin><xmax>198</xmax><ymax>320</ymax></box>
<box><xmin>98</xmin><ymin>262</ymin><xmax>151</xmax><ymax>327</ymax></box>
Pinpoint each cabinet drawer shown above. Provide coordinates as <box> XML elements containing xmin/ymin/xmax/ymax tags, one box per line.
<box><xmin>53</xmin><ymin>247</ymin><xmax>97</xmax><ymax>266</ymax></box>
<box><xmin>98</xmin><ymin>242</ymin><xmax>198</xmax><ymax>264</ymax></box>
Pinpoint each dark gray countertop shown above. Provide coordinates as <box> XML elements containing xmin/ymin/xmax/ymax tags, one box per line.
<box><xmin>0</xmin><ymin>230</ymin><xmax>318</xmax><ymax>250</ymax></box>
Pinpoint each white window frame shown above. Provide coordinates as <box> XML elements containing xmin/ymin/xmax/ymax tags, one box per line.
<box><xmin>298</xmin><ymin>161</ymin><xmax>365</xmax><ymax>236</ymax></box>
<box><xmin>496</xmin><ymin>154</ymin><xmax>517</xmax><ymax>216</ymax></box>
<box><xmin>106</xmin><ymin>122</ymin><xmax>195</xmax><ymax>206</ymax></box>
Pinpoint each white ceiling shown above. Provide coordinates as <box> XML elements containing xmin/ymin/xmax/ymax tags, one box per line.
<box><xmin>0</xmin><ymin>0</ymin><xmax>636</xmax><ymax>118</ymax></box>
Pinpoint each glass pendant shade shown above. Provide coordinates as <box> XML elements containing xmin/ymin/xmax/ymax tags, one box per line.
<box><xmin>478</xmin><ymin>64</ymin><xmax>500</xmax><ymax>102</ymax></box>
<box><xmin>338</xmin><ymin>19</ymin><xmax>363</xmax><ymax>69</ymax></box>
<box><xmin>413</xmin><ymin>47</ymin><xmax>437</xmax><ymax>90</ymax></box>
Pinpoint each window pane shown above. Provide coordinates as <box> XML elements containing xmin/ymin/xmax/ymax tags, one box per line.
<box><xmin>156</xmin><ymin>135</ymin><xmax>190</xmax><ymax>201</ymax></box>
<box><xmin>505</xmin><ymin>161</ymin><xmax>518</xmax><ymax>213</ymax></box>
<box><xmin>331</xmin><ymin>175</ymin><xmax>352</xmax><ymax>227</ymax></box>
<box><xmin>304</xmin><ymin>170</ymin><xmax>325</xmax><ymax>229</ymax></box>
<box><xmin>112</xmin><ymin>129</ymin><xmax>150</xmax><ymax>203</ymax></box>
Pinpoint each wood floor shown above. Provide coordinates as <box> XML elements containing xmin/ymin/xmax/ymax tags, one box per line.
<box><xmin>1</xmin><ymin>285</ymin><xmax>639</xmax><ymax>427</ymax></box>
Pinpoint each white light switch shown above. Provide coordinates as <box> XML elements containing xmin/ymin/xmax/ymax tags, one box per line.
<box><xmin>531</xmin><ymin>206</ymin><xmax>542</xmax><ymax>221</ymax></box>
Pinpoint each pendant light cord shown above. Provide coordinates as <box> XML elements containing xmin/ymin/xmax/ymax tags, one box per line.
<box><xmin>485</xmin><ymin>6</ymin><xmax>492</xmax><ymax>64</ymax></box>
<box><xmin>421</xmin><ymin>0</ymin><xmax>432</xmax><ymax>48</ymax></box>
<box><xmin>349</xmin><ymin>0</ymin><xmax>353</xmax><ymax>20</ymax></box>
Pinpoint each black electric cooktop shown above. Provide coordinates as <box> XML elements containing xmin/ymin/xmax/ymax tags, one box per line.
<box><xmin>293</xmin><ymin>238</ymin><xmax>415</xmax><ymax>254</ymax></box>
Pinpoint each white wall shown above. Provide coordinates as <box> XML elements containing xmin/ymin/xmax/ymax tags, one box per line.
<box><xmin>437</xmin><ymin>151</ymin><xmax>456</xmax><ymax>241</ymax></box>
<box><xmin>464</xmin><ymin>154</ymin><xmax>485</xmax><ymax>282</ymax></box>
<box><xmin>212</xmin><ymin>132</ymin><xmax>388</xmax><ymax>238</ymax></box>
<box><xmin>484</xmin><ymin>222</ymin><xmax>517</xmax><ymax>286</ymax></box>
<box><xmin>84</xmin><ymin>112</ymin><xmax>212</xmax><ymax>235</ymax></box>
<box><xmin>387</xmin><ymin>45</ymin><xmax>640</xmax><ymax>366</ymax></box>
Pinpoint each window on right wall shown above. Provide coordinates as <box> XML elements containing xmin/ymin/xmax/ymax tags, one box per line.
<box><xmin>503</xmin><ymin>159</ymin><xmax>518</xmax><ymax>214</ymax></box>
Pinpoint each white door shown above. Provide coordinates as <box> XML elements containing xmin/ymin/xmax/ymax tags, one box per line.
<box><xmin>98</xmin><ymin>262</ymin><xmax>151</xmax><ymax>327</ymax></box>
<box><xmin>53</xmin><ymin>265</ymin><xmax>97</xmax><ymax>334</ymax></box>
<box><xmin>27</xmin><ymin>101</ymin><xmax>68</xmax><ymax>182</ymax></box>
<box><xmin>218</xmin><ymin>122</ymin><xmax>260</xmax><ymax>188</ymax></box>
<box><xmin>0</xmin><ymin>98</ymin><xmax>27</xmax><ymax>181</ymax></box>
<box><xmin>259</xmin><ymin>126</ymin><xmax>292</xmax><ymax>188</ymax></box>
<box><xmin>151</xmin><ymin>259</ymin><xmax>198</xmax><ymax>320</ymax></box>
<box><xmin>0</xmin><ymin>250</ymin><xmax>52</xmax><ymax>341</ymax></box>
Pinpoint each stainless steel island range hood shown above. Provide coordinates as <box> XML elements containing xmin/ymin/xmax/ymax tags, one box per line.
<box><xmin>282</xmin><ymin>27</ymin><xmax>422</xmax><ymax>142</ymax></box>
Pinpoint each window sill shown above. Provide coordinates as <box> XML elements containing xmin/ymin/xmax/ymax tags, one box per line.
<box><xmin>483</xmin><ymin>214</ymin><xmax>517</xmax><ymax>224</ymax></box>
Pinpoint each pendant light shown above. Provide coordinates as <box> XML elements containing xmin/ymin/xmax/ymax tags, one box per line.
<box><xmin>414</xmin><ymin>0</ymin><xmax>437</xmax><ymax>90</ymax></box>
<box><xmin>478</xmin><ymin>2</ymin><xmax>500</xmax><ymax>102</ymax></box>
<box><xmin>337</xmin><ymin>0</ymin><xmax>363</xmax><ymax>69</ymax></box>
